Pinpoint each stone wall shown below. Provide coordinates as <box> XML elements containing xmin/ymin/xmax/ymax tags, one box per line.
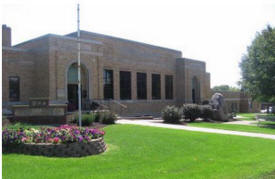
<box><xmin>3</xmin><ymin>137</ymin><xmax>106</xmax><ymax>157</ymax></box>
<box><xmin>15</xmin><ymin>36</ymin><xmax>50</xmax><ymax>98</ymax></box>
<box><xmin>2</xmin><ymin>47</ymin><xmax>35</xmax><ymax>107</ymax></box>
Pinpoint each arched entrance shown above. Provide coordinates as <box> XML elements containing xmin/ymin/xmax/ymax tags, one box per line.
<box><xmin>67</xmin><ymin>63</ymin><xmax>89</xmax><ymax>111</ymax></box>
<box><xmin>192</xmin><ymin>76</ymin><xmax>200</xmax><ymax>104</ymax></box>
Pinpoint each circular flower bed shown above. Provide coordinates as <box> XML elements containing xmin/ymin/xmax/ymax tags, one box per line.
<box><xmin>2</xmin><ymin>125</ymin><xmax>107</xmax><ymax>157</ymax></box>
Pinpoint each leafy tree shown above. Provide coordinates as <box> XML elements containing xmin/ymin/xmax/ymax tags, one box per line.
<box><xmin>239</xmin><ymin>25</ymin><xmax>275</xmax><ymax>104</ymax></box>
<box><xmin>212</xmin><ymin>85</ymin><xmax>240</xmax><ymax>92</ymax></box>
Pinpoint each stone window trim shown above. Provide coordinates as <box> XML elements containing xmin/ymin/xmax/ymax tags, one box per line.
<box><xmin>9</xmin><ymin>76</ymin><xmax>20</xmax><ymax>102</ymax></box>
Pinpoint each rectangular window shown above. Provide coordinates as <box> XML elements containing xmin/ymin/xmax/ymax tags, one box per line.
<box><xmin>152</xmin><ymin>74</ymin><xmax>161</xmax><ymax>100</ymax></box>
<box><xmin>137</xmin><ymin>72</ymin><xmax>147</xmax><ymax>100</ymax></box>
<box><xmin>103</xmin><ymin>69</ymin><xmax>113</xmax><ymax>99</ymax></box>
<box><xmin>120</xmin><ymin>71</ymin><xmax>131</xmax><ymax>100</ymax></box>
<box><xmin>165</xmin><ymin>75</ymin><xmax>173</xmax><ymax>99</ymax></box>
<box><xmin>9</xmin><ymin>76</ymin><xmax>20</xmax><ymax>101</ymax></box>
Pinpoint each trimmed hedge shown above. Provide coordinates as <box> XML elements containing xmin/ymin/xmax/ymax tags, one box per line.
<box><xmin>73</xmin><ymin>114</ymin><xmax>95</xmax><ymax>126</ymax></box>
<box><xmin>200</xmin><ymin>105</ymin><xmax>213</xmax><ymax>121</ymax></box>
<box><xmin>182</xmin><ymin>104</ymin><xmax>201</xmax><ymax>122</ymax></box>
<box><xmin>100</xmin><ymin>111</ymin><xmax>117</xmax><ymax>124</ymax></box>
<box><xmin>161</xmin><ymin>104</ymin><xmax>215</xmax><ymax>122</ymax></box>
<box><xmin>162</xmin><ymin>106</ymin><xmax>182</xmax><ymax>124</ymax></box>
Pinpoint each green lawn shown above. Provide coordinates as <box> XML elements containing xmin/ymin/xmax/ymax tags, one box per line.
<box><xmin>188</xmin><ymin>121</ymin><xmax>275</xmax><ymax>135</ymax></box>
<box><xmin>3</xmin><ymin>124</ymin><xmax>275</xmax><ymax>179</ymax></box>
<box><xmin>237</xmin><ymin>113</ymin><xmax>258</xmax><ymax>120</ymax></box>
<box><xmin>237</xmin><ymin>113</ymin><xmax>275</xmax><ymax>121</ymax></box>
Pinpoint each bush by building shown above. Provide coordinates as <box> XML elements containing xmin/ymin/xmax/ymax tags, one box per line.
<box><xmin>162</xmin><ymin>105</ymin><xmax>182</xmax><ymax>124</ymax></box>
<box><xmin>100</xmin><ymin>111</ymin><xmax>117</xmax><ymax>124</ymax></box>
<box><xmin>182</xmin><ymin>104</ymin><xmax>201</xmax><ymax>122</ymax></box>
<box><xmin>200</xmin><ymin>105</ymin><xmax>213</xmax><ymax>121</ymax></box>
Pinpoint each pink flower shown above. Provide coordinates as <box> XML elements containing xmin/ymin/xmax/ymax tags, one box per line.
<box><xmin>53</xmin><ymin>137</ymin><xmax>60</xmax><ymax>144</ymax></box>
<box><xmin>21</xmin><ymin>137</ymin><xmax>27</xmax><ymax>142</ymax></box>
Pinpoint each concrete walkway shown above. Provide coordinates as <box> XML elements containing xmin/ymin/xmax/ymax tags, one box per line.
<box><xmin>223</xmin><ymin>120</ymin><xmax>257</xmax><ymax>126</ymax></box>
<box><xmin>116</xmin><ymin>119</ymin><xmax>275</xmax><ymax>140</ymax></box>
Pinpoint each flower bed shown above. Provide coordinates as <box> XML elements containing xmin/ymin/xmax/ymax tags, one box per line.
<box><xmin>2</xmin><ymin>125</ymin><xmax>107</xmax><ymax>157</ymax></box>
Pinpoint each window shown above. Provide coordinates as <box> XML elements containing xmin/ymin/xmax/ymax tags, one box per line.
<box><xmin>120</xmin><ymin>71</ymin><xmax>131</xmax><ymax>100</ymax></box>
<box><xmin>103</xmin><ymin>69</ymin><xmax>113</xmax><ymax>99</ymax></box>
<box><xmin>152</xmin><ymin>74</ymin><xmax>161</xmax><ymax>100</ymax></box>
<box><xmin>9</xmin><ymin>76</ymin><xmax>20</xmax><ymax>101</ymax></box>
<box><xmin>165</xmin><ymin>75</ymin><xmax>173</xmax><ymax>99</ymax></box>
<box><xmin>137</xmin><ymin>72</ymin><xmax>147</xmax><ymax>99</ymax></box>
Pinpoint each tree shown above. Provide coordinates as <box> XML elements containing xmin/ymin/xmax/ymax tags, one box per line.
<box><xmin>239</xmin><ymin>25</ymin><xmax>275</xmax><ymax>104</ymax></box>
<box><xmin>212</xmin><ymin>85</ymin><xmax>240</xmax><ymax>92</ymax></box>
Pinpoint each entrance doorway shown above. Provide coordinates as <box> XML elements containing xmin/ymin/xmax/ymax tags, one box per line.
<box><xmin>67</xmin><ymin>63</ymin><xmax>88</xmax><ymax>111</ymax></box>
<box><xmin>67</xmin><ymin>84</ymin><xmax>79</xmax><ymax>111</ymax></box>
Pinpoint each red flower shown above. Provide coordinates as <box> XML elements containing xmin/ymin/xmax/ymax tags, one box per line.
<box><xmin>53</xmin><ymin>137</ymin><xmax>60</xmax><ymax>144</ymax></box>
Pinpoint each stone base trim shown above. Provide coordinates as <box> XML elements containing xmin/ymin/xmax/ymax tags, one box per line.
<box><xmin>3</xmin><ymin>137</ymin><xmax>106</xmax><ymax>157</ymax></box>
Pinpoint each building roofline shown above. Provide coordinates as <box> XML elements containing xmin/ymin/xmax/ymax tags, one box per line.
<box><xmin>14</xmin><ymin>33</ymin><xmax>103</xmax><ymax>48</ymax></box>
<box><xmin>67</xmin><ymin>30</ymin><xmax>182</xmax><ymax>54</ymax></box>
<box><xmin>178</xmin><ymin>57</ymin><xmax>206</xmax><ymax>64</ymax></box>
<box><xmin>2</xmin><ymin>46</ymin><xmax>27</xmax><ymax>52</ymax></box>
<box><xmin>14</xmin><ymin>34</ymin><xmax>50</xmax><ymax>47</ymax></box>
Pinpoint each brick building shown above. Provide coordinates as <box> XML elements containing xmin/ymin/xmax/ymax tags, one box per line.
<box><xmin>2</xmin><ymin>25</ymin><xmax>212</xmax><ymax>116</ymax></box>
<box><xmin>211</xmin><ymin>91</ymin><xmax>261</xmax><ymax>113</ymax></box>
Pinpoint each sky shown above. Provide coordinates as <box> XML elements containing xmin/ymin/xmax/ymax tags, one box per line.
<box><xmin>2</xmin><ymin>0</ymin><xmax>275</xmax><ymax>87</ymax></box>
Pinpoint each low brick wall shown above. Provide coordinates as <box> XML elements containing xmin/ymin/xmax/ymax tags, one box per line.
<box><xmin>3</xmin><ymin>137</ymin><xmax>106</xmax><ymax>157</ymax></box>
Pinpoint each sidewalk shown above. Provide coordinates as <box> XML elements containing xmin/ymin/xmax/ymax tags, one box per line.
<box><xmin>116</xmin><ymin>119</ymin><xmax>275</xmax><ymax>140</ymax></box>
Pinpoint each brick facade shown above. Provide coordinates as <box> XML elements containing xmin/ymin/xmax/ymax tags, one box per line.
<box><xmin>211</xmin><ymin>91</ymin><xmax>261</xmax><ymax>113</ymax></box>
<box><xmin>2</xmin><ymin>25</ymin><xmax>212</xmax><ymax>116</ymax></box>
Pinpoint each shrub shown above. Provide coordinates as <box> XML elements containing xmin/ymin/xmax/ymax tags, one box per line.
<box><xmin>93</xmin><ymin>112</ymin><xmax>100</xmax><ymax>122</ymax></box>
<box><xmin>2</xmin><ymin>125</ymin><xmax>105</xmax><ymax>145</ymax></box>
<box><xmin>200</xmin><ymin>105</ymin><xmax>213</xmax><ymax>121</ymax></box>
<box><xmin>73</xmin><ymin>114</ymin><xmax>95</xmax><ymax>126</ymax></box>
<box><xmin>182</xmin><ymin>104</ymin><xmax>201</xmax><ymax>122</ymax></box>
<box><xmin>202</xmin><ymin>100</ymin><xmax>209</xmax><ymax>105</ymax></box>
<box><xmin>162</xmin><ymin>106</ymin><xmax>182</xmax><ymax>124</ymax></box>
<box><xmin>100</xmin><ymin>111</ymin><xmax>117</xmax><ymax>124</ymax></box>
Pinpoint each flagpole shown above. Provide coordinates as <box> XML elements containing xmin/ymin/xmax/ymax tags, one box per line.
<box><xmin>77</xmin><ymin>3</ymin><xmax>82</xmax><ymax>127</ymax></box>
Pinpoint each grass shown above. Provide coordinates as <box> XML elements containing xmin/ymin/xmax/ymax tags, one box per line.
<box><xmin>237</xmin><ymin>113</ymin><xmax>258</xmax><ymax>120</ymax></box>
<box><xmin>188</xmin><ymin>121</ymin><xmax>275</xmax><ymax>135</ymax></box>
<box><xmin>3</xmin><ymin>124</ymin><xmax>275</xmax><ymax>179</ymax></box>
<box><xmin>237</xmin><ymin>113</ymin><xmax>275</xmax><ymax>121</ymax></box>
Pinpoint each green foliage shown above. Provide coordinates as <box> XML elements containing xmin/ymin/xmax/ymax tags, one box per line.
<box><xmin>162</xmin><ymin>106</ymin><xmax>182</xmax><ymax>124</ymax></box>
<box><xmin>100</xmin><ymin>111</ymin><xmax>117</xmax><ymax>124</ymax></box>
<box><xmin>239</xmin><ymin>25</ymin><xmax>275</xmax><ymax>103</ymax></box>
<box><xmin>93</xmin><ymin>112</ymin><xmax>100</xmax><ymax>122</ymax></box>
<box><xmin>182</xmin><ymin>104</ymin><xmax>201</xmax><ymax>122</ymax></box>
<box><xmin>200</xmin><ymin>105</ymin><xmax>213</xmax><ymax>120</ymax></box>
<box><xmin>212</xmin><ymin>85</ymin><xmax>240</xmax><ymax>92</ymax></box>
<box><xmin>5</xmin><ymin>123</ymin><xmax>47</xmax><ymax>130</ymax></box>
<box><xmin>74</xmin><ymin>114</ymin><xmax>95</xmax><ymax>126</ymax></box>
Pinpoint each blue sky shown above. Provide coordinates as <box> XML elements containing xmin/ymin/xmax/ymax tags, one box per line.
<box><xmin>2</xmin><ymin>0</ymin><xmax>275</xmax><ymax>87</ymax></box>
